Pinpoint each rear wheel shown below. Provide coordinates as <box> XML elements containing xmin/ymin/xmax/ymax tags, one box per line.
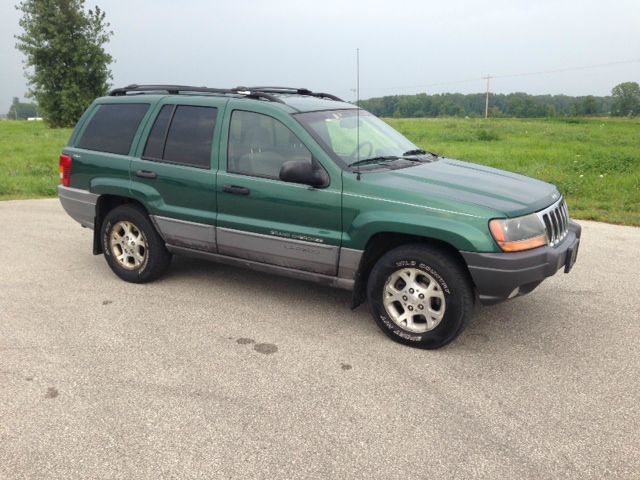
<box><xmin>101</xmin><ymin>204</ymin><xmax>171</xmax><ymax>283</ymax></box>
<box><xmin>367</xmin><ymin>244</ymin><xmax>474</xmax><ymax>349</ymax></box>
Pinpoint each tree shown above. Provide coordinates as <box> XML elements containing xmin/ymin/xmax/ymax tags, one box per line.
<box><xmin>7</xmin><ymin>96</ymin><xmax>38</xmax><ymax>119</ymax></box>
<box><xmin>15</xmin><ymin>0</ymin><xmax>113</xmax><ymax>127</ymax></box>
<box><xmin>581</xmin><ymin>96</ymin><xmax>598</xmax><ymax>115</ymax></box>
<box><xmin>611</xmin><ymin>82</ymin><xmax>640</xmax><ymax>117</ymax></box>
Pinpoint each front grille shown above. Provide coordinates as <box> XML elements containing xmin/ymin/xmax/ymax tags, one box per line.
<box><xmin>536</xmin><ymin>197</ymin><xmax>569</xmax><ymax>246</ymax></box>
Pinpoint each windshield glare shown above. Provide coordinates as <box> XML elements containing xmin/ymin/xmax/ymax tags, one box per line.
<box><xmin>296</xmin><ymin>109</ymin><xmax>419</xmax><ymax>166</ymax></box>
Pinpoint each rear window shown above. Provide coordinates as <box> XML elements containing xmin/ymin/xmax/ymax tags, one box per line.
<box><xmin>143</xmin><ymin>105</ymin><xmax>217</xmax><ymax>169</ymax></box>
<box><xmin>77</xmin><ymin>103</ymin><xmax>149</xmax><ymax>155</ymax></box>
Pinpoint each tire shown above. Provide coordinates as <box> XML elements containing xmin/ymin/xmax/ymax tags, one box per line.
<box><xmin>366</xmin><ymin>244</ymin><xmax>474</xmax><ymax>349</ymax></box>
<box><xmin>101</xmin><ymin>204</ymin><xmax>171</xmax><ymax>283</ymax></box>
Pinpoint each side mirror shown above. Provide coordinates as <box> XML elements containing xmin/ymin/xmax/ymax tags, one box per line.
<box><xmin>279</xmin><ymin>159</ymin><xmax>329</xmax><ymax>188</ymax></box>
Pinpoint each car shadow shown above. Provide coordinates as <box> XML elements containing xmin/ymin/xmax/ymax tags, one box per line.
<box><xmin>165</xmin><ymin>255</ymin><xmax>568</xmax><ymax>352</ymax></box>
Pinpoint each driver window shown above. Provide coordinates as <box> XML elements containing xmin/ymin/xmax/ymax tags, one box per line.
<box><xmin>228</xmin><ymin>110</ymin><xmax>312</xmax><ymax>179</ymax></box>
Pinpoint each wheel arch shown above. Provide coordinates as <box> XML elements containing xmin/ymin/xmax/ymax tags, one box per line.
<box><xmin>92</xmin><ymin>195</ymin><xmax>150</xmax><ymax>255</ymax></box>
<box><xmin>351</xmin><ymin>231</ymin><xmax>475</xmax><ymax>309</ymax></box>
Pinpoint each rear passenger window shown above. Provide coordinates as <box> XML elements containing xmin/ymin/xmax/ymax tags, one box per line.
<box><xmin>228</xmin><ymin>110</ymin><xmax>312</xmax><ymax>179</ymax></box>
<box><xmin>143</xmin><ymin>105</ymin><xmax>173</xmax><ymax>160</ymax></box>
<box><xmin>78</xmin><ymin>103</ymin><xmax>149</xmax><ymax>155</ymax></box>
<box><xmin>142</xmin><ymin>105</ymin><xmax>217</xmax><ymax>169</ymax></box>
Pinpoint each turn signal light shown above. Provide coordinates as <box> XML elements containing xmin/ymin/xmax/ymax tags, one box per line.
<box><xmin>59</xmin><ymin>154</ymin><xmax>72</xmax><ymax>187</ymax></box>
<box><xmin>489</xmin><ymin>216</ymin><xmax>547</xmax><ymax>252</ymax></box>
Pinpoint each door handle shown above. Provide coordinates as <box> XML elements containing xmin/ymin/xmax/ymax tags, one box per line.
<box><xmin>136</xmin><ymin>170</ymin><xmax>157</xmax><ymax>179</ymax></box>
<box><xmin>223</xmin><ymin>184</ymin><xmax>250</xmax><ymax>195</ymax></box>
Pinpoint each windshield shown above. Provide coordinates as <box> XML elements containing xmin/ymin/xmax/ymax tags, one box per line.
<box><xmin>295</xmin><ymin>109</ymin><xmax>420</xmax><ymax>166</ymax></box>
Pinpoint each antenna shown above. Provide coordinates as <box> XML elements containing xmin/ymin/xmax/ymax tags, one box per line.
<box><xmin>356</xmin><ymin>47</ymin><xmax>361</xmax><ymax>181</ymax></box>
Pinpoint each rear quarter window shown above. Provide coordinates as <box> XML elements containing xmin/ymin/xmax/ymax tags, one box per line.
<box><xmin>77</xmin><ymin>103</ymin><xmax>150</xmax><ymax>155</ymax></box>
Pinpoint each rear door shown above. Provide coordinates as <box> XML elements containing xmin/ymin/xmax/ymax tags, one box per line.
<box><xmin>130</xmin><ymin>97</ymin><xmax>227</xmax><ymax>252</ymax></box>
<box><xmin>216</xmin><ymin>101</ymin><xmax>343</xmax><ymax>275</ymax></box>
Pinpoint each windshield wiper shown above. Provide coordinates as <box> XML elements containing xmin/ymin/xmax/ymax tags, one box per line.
<box><xmin>349</xmin><ymin>156</ymin><xmax>402</xmax><ymax>168</ymax></box>
<box><xmin>350</xmin><ymin>155</ymin><xmax>426</xmax><ymax>169</ymax></box>
<box><xmin>401</xmin><ymin>149</ymin><xmax>427</xmax><ymax>156</ymax></box>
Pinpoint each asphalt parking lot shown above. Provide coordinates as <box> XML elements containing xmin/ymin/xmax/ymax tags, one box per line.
<box><xmin>1</xmin><ymin>199</ymin><xmax>639</xmax><ymax>479</ymax></box>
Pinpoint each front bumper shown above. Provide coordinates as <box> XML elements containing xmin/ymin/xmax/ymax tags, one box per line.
<box><xmin>461</xmin><ymin>220</ymin><xmax>582</xmax><ymax>305</ymax></box>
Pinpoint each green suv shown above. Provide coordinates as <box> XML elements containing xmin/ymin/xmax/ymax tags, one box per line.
<box><xmin>58</xmin><ymin>84</ymin><xmax>581</xmax><ymax>349</ymax></box>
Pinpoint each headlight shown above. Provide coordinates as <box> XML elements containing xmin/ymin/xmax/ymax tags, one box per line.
<box><xmin>489</xmin><ymin>213</ymin><xmax>547</xmax><ymax>252</ymax></box>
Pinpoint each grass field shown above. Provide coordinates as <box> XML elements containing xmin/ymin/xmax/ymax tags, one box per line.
<box><xmin>0</xmin><ymin>117</ymin><xmax>638</xmax><ymax>225</ymax></box>
<box><xmin>0</xmin><ymin>121</ymin><xmax>72</xmax><ymax>200</ymax></box>
<box><xmin>388</xmin><ymin>117</ymin><xmax>640</xmax><ymax>225</ymax></box>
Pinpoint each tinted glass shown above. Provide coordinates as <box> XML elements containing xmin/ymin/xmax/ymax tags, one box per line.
<box><xmin>163</xmin><ymin>106</ymin><xmax>217</xmax><ymax>168</ymax></box>
<box><xmin>228</xmin><ymin>110</ymin><xmax>312</xmax><ymax>179</ymax></box>
<box><xmin>143</xmin><ymin>105</ymin><xmax>174</xmax><ymax>159</ymax></box>
<box><xmin>78</xmin><ymin>103</ymin><xmax>149</xmax><ymax>155</ymax></box>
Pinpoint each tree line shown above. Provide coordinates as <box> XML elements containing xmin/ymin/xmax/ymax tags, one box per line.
<box><xmin>358</xmin><ymin>82</ymin><xmax>640</xmax><ymax>118</ymax></box>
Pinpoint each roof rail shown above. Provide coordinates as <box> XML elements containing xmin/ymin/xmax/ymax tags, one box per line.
<box><xmin>236</xmin><ymin>86</ymin><xmax>344</xmax><ymax>102</ymax></box>
<box><xmin>108</xmin><ymin>84</ymin><xmax>343</xmax><ymax>103</ymax></box>
<box><xmin>108</xmin><ymin>84</ymin><xmax>285</xmax><ymax>103</ymax></box>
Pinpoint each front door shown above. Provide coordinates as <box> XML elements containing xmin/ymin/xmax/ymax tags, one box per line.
<box><xmin>216</xmin><ymin>104</ymin><xmax>342</xmax><ymax>275</ymax></box>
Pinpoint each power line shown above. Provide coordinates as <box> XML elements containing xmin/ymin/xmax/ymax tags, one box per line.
<box><xmin>492</xmin><ymin>58</ymin><xmax>640</xmax><ymax>80</ymax></box>
<box><xmin>354</xmin><ymin>76</ymin><xmax>480</xmax><ymax>93</ymax></box>
<box><xmin>348</xmin><ymin>58</ymin><xmax>640</xmax><ymax>94</ymax></box>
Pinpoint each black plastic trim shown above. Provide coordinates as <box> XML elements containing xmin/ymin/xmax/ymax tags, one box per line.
<box><xmin>237</xmin><ymin>86</ymin><xmax>344</xmax><ymax>101</ymax></box>
<box><xmin>108</xmin><ymin>84</ymin><xmax>343</xmax><ymax>103</ymax></box>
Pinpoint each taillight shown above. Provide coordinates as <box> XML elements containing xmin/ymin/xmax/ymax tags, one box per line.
<box><xmin>59</xmin><ymin>154</ymin><xmax>72</xmax><ymax>187</ymax></box>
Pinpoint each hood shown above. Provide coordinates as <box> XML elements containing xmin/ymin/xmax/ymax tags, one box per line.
<box><xmin>361</xmin><ymin>158</ymin><xmax>560</xmax><ymax>218</ymax></box>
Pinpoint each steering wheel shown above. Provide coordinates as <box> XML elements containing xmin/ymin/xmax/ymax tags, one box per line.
<box><xmin>349</xmin><ymin>141</ymin><xmax>373</xmax><ymax>160</ymax></box>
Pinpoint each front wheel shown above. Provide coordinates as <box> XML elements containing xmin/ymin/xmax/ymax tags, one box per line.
<box><xmin>366</xmin><ymin>245</ymin><xmax>474</xmax><ymax>349</ymax></box>
<box><xmin>101</xmin><ymin>204</ymin><xmax>171</xmax><ymax>283</ymax></box>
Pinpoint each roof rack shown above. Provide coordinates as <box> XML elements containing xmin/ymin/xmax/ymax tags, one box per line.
<box><xmin>236</xmin><ymin>86</ymin><xmax>344</xmax><ymax>102</ymax></box>
<box><xmin>108</xmin><ymin>84</ymin><xmax>284</xmax><ymax>103</ymax></box>
<box><xmin>108</xmin><ymin>84</ymin><xmax>344</xmax><ymax>103</ymax></box>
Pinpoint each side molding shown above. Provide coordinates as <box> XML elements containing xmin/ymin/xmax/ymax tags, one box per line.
<box><xmin>151</xmin><ymin>215</ymin><xmax>216</xmax><ymax>252</ymax></box>
<box><xmin>337</xmin><ymin>247</ymin><xmax>363</xmax><ymax>281</ymax></box>
<box><xmin>217</xmin><ymin>227</ymin><xmax>340</xmax><ymax>276</ymax></box>
<box><xmin>58</xmin><ymin>185</ymin><xmax>99</xmax><ymax>228</ymax></box>
<box><xmin>166</xmin><ymin>244</ymin><xmax>355</xmax><ymax>290</ymax></box>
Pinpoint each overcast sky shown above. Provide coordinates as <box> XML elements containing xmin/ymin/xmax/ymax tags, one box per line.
<box><xmin>1</xmin><ymin>0</ymin><xmax>639</xmax><ymax>113</ymax></box>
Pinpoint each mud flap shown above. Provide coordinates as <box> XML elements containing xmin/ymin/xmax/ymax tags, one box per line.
<box><xmin>350</xmin><ymin>271</ymin><xmax>366</xmax><ymax>310</ymax></box>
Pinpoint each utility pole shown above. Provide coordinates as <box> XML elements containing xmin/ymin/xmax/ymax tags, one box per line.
<box><xmin>483</xmin><ymin>75</ymin><xmax>491</xmax><ymax>119</ymax></box>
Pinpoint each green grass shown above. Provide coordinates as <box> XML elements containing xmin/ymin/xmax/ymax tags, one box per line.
<box><xmin>0</xmin><ymin>117</ymin><xmax>638</xmax><ymax>225</ymax></box>
<box><xmin>0</xmin><ymin>121</ymin><xmax>72</xmax><ymax>200</ymax></box>
<box><xmin>388</xmin><ymin>117</ymin><xmax>640</xmax><ymax>226</ymax></box>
